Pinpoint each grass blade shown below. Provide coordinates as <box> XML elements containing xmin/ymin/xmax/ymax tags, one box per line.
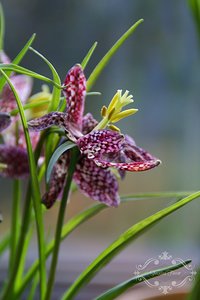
<box><xmin>96</xmin><ymin>259</ymin><xmax>192</xmax><ymax>300</ymax></box>
<box><xmin>9</xmin><ymin>179</ymin><xmax>21</xmax><ymax>275</ymax></box>
<box><xmin>61</xmin><ymin>191</ymin><xmax>200</xmax><ymax>300</ymax></box>
<box><xmin>81</xmin><ymin>41</ymin><xmax>98</xmax><ymax>70</ymax></box>
<box><xmin>0</xmin><ymin>3</ymin><xmax>5</xmax><ymax>50</ymax></box>
<box><xmin>46</xmin><ymin>141</ymin><xmax>76</xmax><ymax>183</ymax></box>
<box><xmin>87</xmin><ymin>19</ymin><xmax>144</xmax><ymax>91</ymax></box>
<box><xmin>29</xmin><ymin>47</ymin><xmax>61</xmax><ymax>111</ymax></box>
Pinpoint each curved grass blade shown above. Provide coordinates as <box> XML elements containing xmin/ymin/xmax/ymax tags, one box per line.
<box><xmin>0</xmin><ymin>3</ymin><xmax>5</xmax><ymax>51</ymax></box>
<box><xmin>86</xmin><ymin>19</ymin><xmax>144</xmax><ymax>91</ymax></box>
<box><xmin>61</xmin><ymin>191</ymin><xmax>200</xmax><ymax>300</ymax></box>
<box><xmin>87</xmin><ymin>92</ymin><xmax>101</xmax><ymax>96</ymax></box>
<box><xmin>0</xmin><ymin>69</ymin><xmax>47</xmax><ymax>300</ymax></box>
<box><xmin>0</xmin><ymin>64</ymin><xmax>62</xmax><ymax>88</ymax></box>
<box><xmin>29</xmin><ymin>47</ymin><xmax>61</xmax><ymax>111</ymax></box>
<box><xmin>15</xmin><ymin>191</ymin><xmax>194</xmax><ymax>298</ymax></box>
<box><xmin>0</xmin><ymin>34</ymin><xmax>36</xmax><ymax>90</ymax></box>
<box><xmin>46</xmin><ymin>141</ymin><xmax>76</xmax><ymax>183</ymax></box>
<box><xmin>120</xmin><ymin>191</ymin><xmax>192</xmax><ymax>200</ymax></box>
<box><xmin>81</xmin><ymin>41</ymin><xmax>98</xmax><ymax>70</ymax></box>
<box><xmin>96</xmin><ymin>259</ymin><xmax>192</xmax><ymax>300</ymax></box>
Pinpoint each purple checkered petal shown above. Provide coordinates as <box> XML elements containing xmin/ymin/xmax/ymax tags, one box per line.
<box><xmin>0</xmin><ymin>75</ymin><xmax>32</xmax><ymax>112</ymax></box>
<box><xmin>28</xmin><ymin>112</ymin><xmax>67</xmax><ymax>131</ymax></box>
<box><xmin>94</xmin><ymin>157</ymin><xmax>160</xmax><ymax>171</ymax></box>
<box><xmin>42</xmin><ymin>152</ymin><xmax>69</xmax><ymax>209</ymax></box>
<box><xmin>77</xmin><ymin>130</ymin><xmax>124</xmax><ymax>159</ymax></box>
<box><xmin>74</xmin><ymin>157</ymin><xmax>120</xmax><ymax>207</ymax></box>
<box><xmin>0</xmin><ymin>145</ymin><xmax>29</xmax><ymax>178</ymax></box>
<box><xmin>28</xmin><ymin>111</ymin><xmax>82</xmax><ymax>141</ymax></box>
<box><xmin>0</xmin><ymin>112</ymin><xmax>11</xmax><ymax>132</ymax></box>
<box><xmin>93</xmin><ymin>136</ymin><xmax>161</xmax><ymax>171</ymax></box>
<box><xmin>82</xmin><ymin>113</ymin><xmax>98</xmax><ymax>135</ymax></box>
<box><xmin>63</xmin><ymin>64</ymin><xmax>86</xmax><ymax>131</ymax></box>
<box><xmin>123</xmin><ymin>134</ymin><xmax>158</xmax><ymax>162</ymax></box>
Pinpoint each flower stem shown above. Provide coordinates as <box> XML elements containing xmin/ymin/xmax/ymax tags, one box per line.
<box><xmin>1</xmin><ymin>182</ymin><xmax>32</xmax><ymax>300</ymax></box>
<box><xmin>94</xmin><ymin>117</ymin><xmax>109</xmax><ymax>131</ymax></box>
<box><xmin>44</xmin><ymin>148</ymin><xmax>79</xmax><ymax>300</ymax></box>
<box><xmin>9</xmin><ymin>179</ymin><xmax>21</xmax><ymax>276</ymax></box>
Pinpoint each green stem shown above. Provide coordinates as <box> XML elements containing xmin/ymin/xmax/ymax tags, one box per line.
<box><xmin>44</xmin><ymin>148</ymin><xmax>79</xmax><ymax>300</ymax></box>
<box><xmin>9</xmin><ymin>179</ymin><xmax>21</xmax><ymax>276</ymax></box>
<box><xmin>1</xmin><ymin>183</ymin><xmax>32</xmax><ymax>300</ymax></box>
<box><xmin>0</xmin><ymin>234</ymin><xmax>10</xmax><ymax>256</ymax></box>
<box><xmin>0</xmin><ymin>3</ymin><xmax>5</xmax><ymax>51</ymax></box>
<box><xmin>94</xmin><ymin>117</ymin><xmax>109</xmax><ymax>131</ymax></box>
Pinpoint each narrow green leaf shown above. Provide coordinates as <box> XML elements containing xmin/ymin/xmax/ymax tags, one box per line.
<box><xmin>29</xmin><ymin>47</ymin><xmax>61</xmax><ymax>111</ymax></box>
<box><xmin>14</xmin><ymin>227</ymin><xmax>33</xmax><ymax>291</ymax></box>
<box><xmin>87</xmin><ymin>19</ymin><xmax>144</xmax><ymax>91</ymax></box>
<box><xmin>46</xmin><ymin>141</ymin><xmax>76</xmax><ymax>183</ymax></box>
<box><xmin>0</xmin><ymin>64</ymin><xmax>62</xmax><ymax>88</ymax></box>
<box><xmin>0</xmin><ymin>69</ymin><xmax>47</xmax><ymax>300</ymax></box>
<box><xmin>87</xmin><ymin>91</ymin><xmax>101</xmax><ymax>96</ymax></box>
<box><xmin>81</xmin><ymin>41</ymin><xmax>98</xmax><ymax>70</ymax></box>
<box><xmin>0</xmin><ymin>3</ymin><xmax>5</xmax><ymax>50</ymax></box>
<box><xmin>95</xmin><ymin>260</ymin><xmax>192</xmax><ymax>300</ymax></box>
<box><xmin>12</xmin><ymin>34</ymin><xmax>36</xmax><ymax>65</ymax></box>
<box><xmin>61</xmin><ymin>191</ymin><xmax>200</xmax><ymax>300</ymax></box>
<box><xmin>0</xmin><ymin>34</ymin><xmax>36</xmax><ymax>91</ymax></box>
<box><xmin>120</xmin><ymin>191</ymin><xmax>193</xmax><ymax>200</ymax></box>
<box><xmin>9</xmin><ymin>180</ymin><xmax>21</xmax><ymax>276</ymax></box>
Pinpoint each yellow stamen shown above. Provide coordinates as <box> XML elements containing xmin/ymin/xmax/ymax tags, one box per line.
<box><xmin>101</xmin><ymin>106</ymin><xmax>107</xmax><ymax>117</ymax></box>
<box><xmin>110</xmin><ymin>109</ymin><xmax>138</xmax><ymax>122</ymax></box>
<box><xmin>94</xmin><ymin>89</ymin><xmax>137</xmax><ymax>131</ymax></box>
<box><xmin>107</xmin><ymin>91</ymin><xmax>120</xmax><ymax>114</ymax></box>
<box><xmin>108</xmin><ymin>124</ymin><xmax>121</xmax><ymax>132</ymax></box>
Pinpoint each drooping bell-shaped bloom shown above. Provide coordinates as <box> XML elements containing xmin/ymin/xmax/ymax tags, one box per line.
<box><xmin>28</xmin><ymin>64</ymin><xmax>160</xmax><ymax>208</ymax></box>
<box><xmin>0</xmin><ymin>54</ymin><xmax>39</xmax><ymax>178</ymax></box>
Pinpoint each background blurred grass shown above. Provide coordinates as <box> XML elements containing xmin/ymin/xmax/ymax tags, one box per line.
<box><xmin>1</xmin><ymin>0</ymin><xmax>200</xmax><ymax>266</ymax></box>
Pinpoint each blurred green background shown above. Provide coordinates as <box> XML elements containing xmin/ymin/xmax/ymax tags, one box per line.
<box><xmin>0</xmin><ymin>0</ymin><xmax>200</xmax><ymax>296</ymax></box>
